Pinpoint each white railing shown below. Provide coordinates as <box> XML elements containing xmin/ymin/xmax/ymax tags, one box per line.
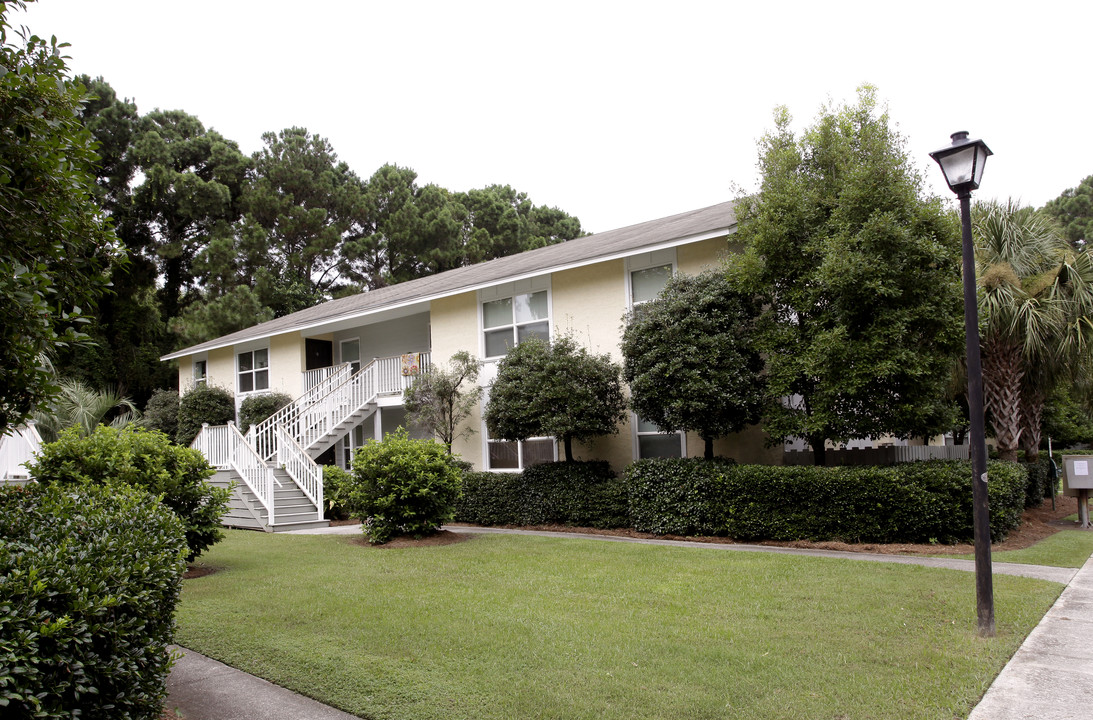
<box><xmin>193</xmin><ymin>423</ymin><xmax>233</xmax><ymax>468</ymax></box>
<box><xmin>226</xmin><ymin>421</ymin><xmax>279</xmax><ymax>527</ymax></box>
<box><xmin>193</xmin><ymin>422</ymin><xmax>279</xmax><ymax>526</ymax></box>
<box><xmin>276</xmin><ymin>423</ymin><xmax>323</xmax><ymax>520</ymax></box>
<box><xmin>297</xmin><ymin>362</ymin><xmax>376</xmax><ymax>450</ymax></box>
<box><xmin>252</xmin><ymin>362</ymin><xmax>354</xmax><ymax>460</ymax></box>
<box><xmin>783</xmin><ymin>444</ymin><xmax>971</xmax><ymax>466</ymax></box>
<box><xmin>304</xmin><ymin>362</ymin><xmax>352</xmax><ymax>394</ymax></box>
<box><xmin>375</xmin><ymin>352</ymin><xmax>431</xmax><ymax>395</ymax></box>
<box><xmin>0</xmin><ymin>422</ymin><xmax>43</xmax><ymax>481</ymax></box>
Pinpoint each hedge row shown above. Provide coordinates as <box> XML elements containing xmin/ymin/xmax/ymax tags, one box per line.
<box><xmin>0</xmin><ymin>484</ymin><xmax>187</xmax><ymax>719</ymax></box>
<box><xmin>456</xmin><ymin>461</ymin><xmax>628</xmax><ymax>529</ymax></box>
<box><xmin>456</xmin><ymin>458</ymin><xmax>1028</xmax><ymax>544</ymax></box>
<box><xmin>628</xmin><ymin>459</ymin><xmax>1027</xmax><ymax>544</ymax></box>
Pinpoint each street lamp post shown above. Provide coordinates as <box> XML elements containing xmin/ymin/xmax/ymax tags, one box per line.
<box><xmin>930</xmin><ymin>131</ymin><xmax>995</xmax><ymax>637</ymax></box>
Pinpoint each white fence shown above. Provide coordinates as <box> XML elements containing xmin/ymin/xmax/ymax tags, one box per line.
<box><xmin>783</xmin><ymin>444</ymin><xmax>970</xmax><ymax>466</ymax></box>
<box><xmin>0</xmin><ymin>423</ymin><xmax>43</xmax><ymax>482</ymax></box>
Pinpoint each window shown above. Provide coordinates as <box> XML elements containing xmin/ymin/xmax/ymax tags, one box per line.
<box><xmin>237</xmin><ymin>348</ymin><xmax>269</xmax><ymax>393</ymax></box>
<box><xmin>340</xmin><ymin>338</ymin><xmax>361</xmax><ymax>374</ymax></box>
<box><xmin>193</xmin><ymin>360</ymin><xmax>207</xmax><ymax>386</ymax></box>
<box><xmin>630</xmin><ymin>264</ymin><xmax>673</xmax><ymax>305</ymax></box>
<box><xmin>635</xmin><ymin>416</ymin><xmax>684</xmax><ymax>459</ymax></box>
<box><xmin>487</xmin><ymin>436</ymin><xmax>556</xmax><ymax>470</ymax></box>
<box><xmin>483</xmin><ymin>290</ymin><xmax>549</xmax><ymax>358</ymax></box>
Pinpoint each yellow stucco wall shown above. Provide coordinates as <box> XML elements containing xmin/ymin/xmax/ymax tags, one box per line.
<box><xmin>676</xmin><ymin>236</ymin><xmax>731</xmax><ymax>274</ymax></box>
<box><xmin>430</xmin><ymin>293</ymin><xmax>484</xmax><ymax>469</ymax></box>
<box><xmin>268</xmin><ymin>332</ymin><xmax>304</xmax><ymax>397</ymax></box>
<box><xmin>551</xmin><ymin>258</ymin><xmax>627</xmax><ymax>361</ymax></box>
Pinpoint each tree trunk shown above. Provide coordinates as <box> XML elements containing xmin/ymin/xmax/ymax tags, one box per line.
<box><xmin>563</xmin><ymin>435</ymin><xmax>573</xmax><ymax>462</ymax></box>
<box><xmin>809</xmin><ymin>433</ymin><xmax>827</xmax><ymax>466</ymax></box>
<box><xmin>982</xmin><ymin>335</ymin><xmax>1023</xmax><ymax>462</ymax></box>
<box><xmin>1019</xmin><ymin>385</ymin><xmax>1044</xmax><ymax>462</ymax></box>
<box><xmin>703</xmin><ymin>436</ymin><xmax>714</xmax><ymax>460</ymax></box>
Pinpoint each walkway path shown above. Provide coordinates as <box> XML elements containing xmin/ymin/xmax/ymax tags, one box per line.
<box><xmin>168</xmin><ymin>524</ymin><xmax>1093</xmax><ymax>719</ymax></box>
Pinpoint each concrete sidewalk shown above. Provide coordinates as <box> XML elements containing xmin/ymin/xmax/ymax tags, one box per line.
<box><xmin>968</xmin><ymin>554</ymin><xmax>1093</xmax><ymax>720</ymax></box>
<box><xmin>172</xmin><ymin>525</ymin><xmax>1093</xmax><ymax>719</ymax></box>
<box><xmin>166</xmin><ymin>646</ymin><xmax>358</xmax><ymax>720</ymax></box>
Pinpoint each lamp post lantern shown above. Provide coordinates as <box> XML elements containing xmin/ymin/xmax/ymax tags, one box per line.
<box><xmin>930</xmin><ymin>131</ymin><xmax>995</xmax><ymax>637</ymax></box>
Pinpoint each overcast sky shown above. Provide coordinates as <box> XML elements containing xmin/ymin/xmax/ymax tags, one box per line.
<box><xmin>15</xmin><ymin>0</ymin><xmax>1093</xmax><ymax>233</ymax></box>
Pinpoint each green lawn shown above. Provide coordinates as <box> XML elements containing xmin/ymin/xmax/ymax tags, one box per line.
<box><xmin>177</xmin><ymin>531</ymin><xmax>1064</xmax><ymax>720</ymax></box>
<box><xmin>956</xmin><ymin>530</ymin><xmax>1093</xmax><ymax>568</ymax></box>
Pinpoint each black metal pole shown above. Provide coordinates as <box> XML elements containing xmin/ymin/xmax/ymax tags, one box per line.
<box><xmin>959</xmin><ymin>190</ymin><xmax>995</xmax><ymax>637</ymax></box>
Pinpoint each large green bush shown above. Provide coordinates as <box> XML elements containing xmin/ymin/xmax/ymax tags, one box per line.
<box><xmin>456</xmin><ymin>461</ymin><xmax>627</xmax><ymax>528</ymax></box>
<box><xmin>238</xmin><ymin>391</ymin><xmax>292</xmax><ymax>434</ymax></box>
<box><xmin>346</xmin><ymin>429</ymin><xmax>463</xmax><ymax>544</ymax></box>
<box><xmin>626</xmin><ymin>459</ymin><xmax>1027</xmax><ymax>544</ymax></box>
<box><xmin>29</xmin><ymin>426</ymin><xmax>230</xmax><ymax>561</ymax></box>
<box><xmin>0</xmin><ymin>483</ymin><xmax>187</xmax><ymax>719</ymax></box>
<box><xmin>176</xmin><ymin>383</ymin><xmax>235</xmax><ymax>446</ymax></box>
<box><xmin>141</xmin><ymin>388</ymin><xmax>180</xmax><ymax>438</ymax></box>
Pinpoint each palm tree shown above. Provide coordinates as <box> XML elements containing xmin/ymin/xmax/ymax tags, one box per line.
<box><xmin>33</xmin><ymin>379</ymin><xmax>141</xmax><ymax>443</ymax></box>
<box><xmin>973</xmin><ymin>199</ymin><xmax>1093</xmax><ymax>461</ymax></box>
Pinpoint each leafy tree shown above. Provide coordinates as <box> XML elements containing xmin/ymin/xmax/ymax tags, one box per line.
<box><xmin>129</xmin><ymin>108</ymin><xmax>249</xmax><ymax>321</ymax></box>
<box><xmin>403</xmin><ymin>350</ymin><xmax>482</xmax><ymax>453</ymax></box>
<box><xmin>484</xmin><ymin>335</ymin><xmax>626</xmax><ymax>462</ymax></box>
<box><xmin>621</xmin><ymin>270</ymin><xmax>765</xmax><ymax>459</ymax></box>
<box><xmin>32</xmin><ymin>378</ymin><xmax>140</xmax><ymax>443</ymax></box>
<box><xmin>972</xmin><ymin>198</ymin><xmax>1093</xmax><ymax>461</ymax></box>
<box><xmin>728</xmin><ymin>86</ymin><xmax>964</xmax><ymax>464</ymax></box>
<box><xmin>1042</xmin><ymin>383</ymin><xmax>1093</xmax><ymax>449</ymax></box>
<box><xmin>1042</xmin><ymin>175</ymin><xmax>1093</xmax><ymax>247</ymax></box>
<box><xmin>0</xmin><ymin>2</ymin><xmax>124</xmax><ymax>434</ymax></box>
<box><xmin>171</xmin><ymin>284</ymin><xmax>274</xmax><ymax>347</ymax></box>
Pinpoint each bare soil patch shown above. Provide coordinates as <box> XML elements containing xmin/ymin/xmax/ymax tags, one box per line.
<box><xmin>183</xmin><ymin>564</ymin><xmax>219</xmax><ymax>580</ymax></box>
<box><xmin>344</xmin><ymin>529</ymin><xmax>472</xmax><ymax>549</ymax></box>
<box><xmin>448</xmin><ymin>495</ymin><xmax>1085</xmax><ymax>556</ymax></box>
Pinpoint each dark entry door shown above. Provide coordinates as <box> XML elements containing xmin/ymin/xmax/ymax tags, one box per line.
<box><xmin>305</xmin><ymin>338</ymin><xmax>334</xmax><ymax>371</ymax></box>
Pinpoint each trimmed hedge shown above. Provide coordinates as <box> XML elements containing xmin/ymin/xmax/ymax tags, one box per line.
<box><xmin>456</xmin><ymin>461</ymin><xmax>627</xmax><ymax>529</ymax></box>
<box><xmin>0</xmin><ymin>484</ymin><xmax>187</xmax><ymax>719</ymax></box>
<box><xmin>1020</xmin><ymin>457</ymin><xmax>1052</xmax><ymax>508</ymax></box>
<box><xmin>29</xmin><ymin>426</ymin><xmax>229</xmax><ymax>561</ymax></box>
<box><xmin>322</xmin><ymin>464</ymin><xmax>352</xmax><ymax>521</ymax></box>
<box><xmin>626</xmin><ymin>459</ymin><xmax>1027</xmax><ymax>544</ymax></box>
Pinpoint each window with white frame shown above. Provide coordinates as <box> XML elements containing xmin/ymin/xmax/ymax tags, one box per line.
<box><xmin>635</xmin><ymin>415</ymin><xmax>684</xmax><ymax>459</ymax></box>
<box><xmin>487</xmin><ymin>434</ymin><xmax>556</xmax><ymax>470</ymax></box>
<box><xmin>482</xmin><ymin>290</ymin><xmax>549</xmax><ymax>358</ymax></box>
<box><xmin>237</xmin><ymin>348</ymin><xmax>269</xmax><ymax>393</ymax></box>
<box><xmin>340</xmin><ymin>338</ymin><xmax>361</xmax><ymax>374</ymax></box>
<box><xmin>193</xmin><ymin>359</ymin><xmax>207</xmax><ymax>386</ymax></box>
<box><xmin>627</xmin><ymin>249</ymin><xmax>676</xmax><ymax>308</ymax></box>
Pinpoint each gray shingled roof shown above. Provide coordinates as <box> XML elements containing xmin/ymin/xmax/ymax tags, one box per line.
<box><xmin>162</xmin><ymin>200</ymin><xmax>738</xmax><ymax>360</ymax></box>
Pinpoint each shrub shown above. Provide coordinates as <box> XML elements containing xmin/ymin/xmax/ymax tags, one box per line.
<box><xmin>456</xmin><ymin>461</ymin><xmax>627</xmax><ymax>528</ymax></box>
<box><xmin>0</xmin><ymin>483</ymin><xmax>187</xmax><ymax>719</ymax></box>
<box><xmin>322</xmin><ymin>464</ymin><xmax>353</xmax><ymax>520</ymax></box>
<box><xmin>141</xmin><ymin>388</ymin><xmax>180</xmax><ymax>437</ymax></box>
<box><xmin>626</xmin><ymin>459</ymin><xmax>1027</xmax><ymax>544</ymax></box>
<box><xmin>28</xmin><ymin>426</ymin><xmax>230</xmax><ymax>561</ymax></box>
<box><xmin>238</xmin><ymin>391</ymin><xmax>292</xmax><ymax>434</ymax></box>
<box><xmin>345</xmin><ymin>428</ymin><xmax>463</xmax><ymax>544</ymax></box>
<box><xmin>176</xmin><ymin>383</ymin><xmax>235</xmax><ymax>446</ymax></box>
<box><xmin>1020</xmin><ymin>457</ymin><xmax>1052</xmax><ymax>507</ymax></box>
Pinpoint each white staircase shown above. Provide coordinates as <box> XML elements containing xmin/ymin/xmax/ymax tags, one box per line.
<box><xmin>191</xmin><ymin>358</ymin><xmax>389</xmax><ymax>532</ymax></box>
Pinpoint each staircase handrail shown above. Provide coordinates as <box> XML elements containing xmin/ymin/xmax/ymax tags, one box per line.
<box><xmin>0</xmin><ymin>422</ymin><xmax>43</xmax><ymax>480</ymax></box>
<box><xmin>296</xmin><ymin>362</ymin><xmax>377</xmax><ymax>451</ymax></box>
<box><xmin>225</xmin><ymin>421</ymin><xmax>279</xmax><ymax>526</ymax></box>
<box><xmin>275</xmin><ymin>423</ymin><xmax>324</xmax><ymax>521</ymax></box>
<box><xmin>251</xmin><ymin>362</ymin><xmax>354</xmax><ymax>460</ymax></box>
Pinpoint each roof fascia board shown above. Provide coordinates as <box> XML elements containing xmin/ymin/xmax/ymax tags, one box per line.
<box><xmin>162</xmin><ymin>224</ymin><xmax>735</xmax><ymax>360</ymax></box>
